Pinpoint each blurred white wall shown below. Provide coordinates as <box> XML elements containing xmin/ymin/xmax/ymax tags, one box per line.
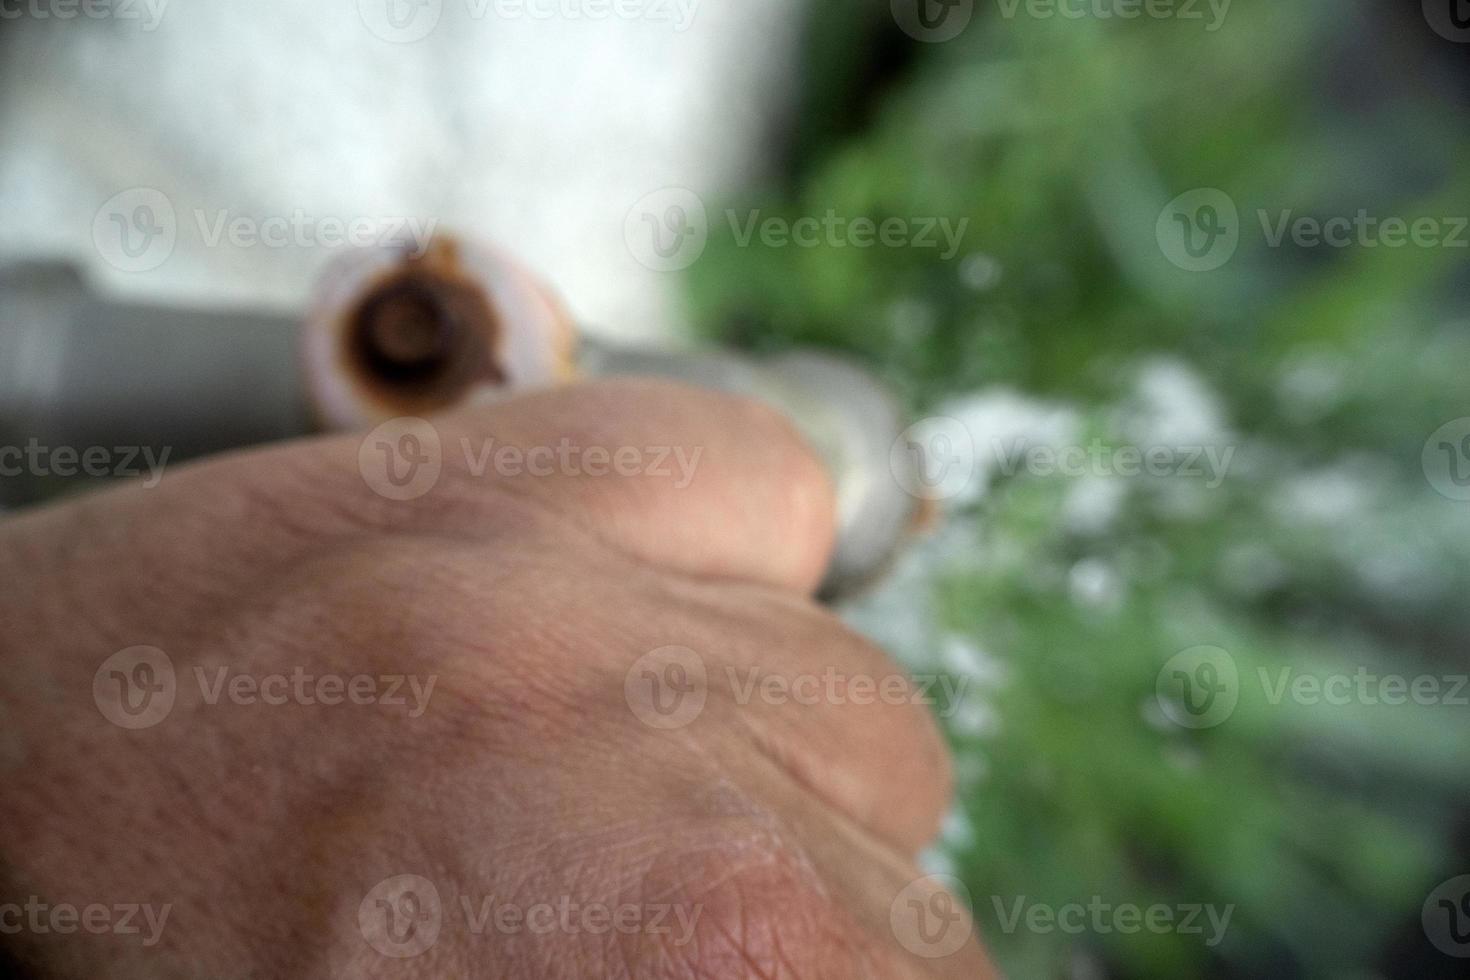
<box><xmin>0</xmin><ymin>0</ymin><xmax>802</xmax><ymax>342</ymax></box>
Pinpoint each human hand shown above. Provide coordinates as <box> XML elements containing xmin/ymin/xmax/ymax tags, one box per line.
<box><xmin>0</xmin><ymin>379</ymin><xmax>995</xmax><ymax>979</ymax></box>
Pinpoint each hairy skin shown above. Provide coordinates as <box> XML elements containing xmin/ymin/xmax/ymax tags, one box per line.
<box><xmin>0</xmin><ymin>380</ymin><xmax>997</xmax><ymax>979</ymax></box>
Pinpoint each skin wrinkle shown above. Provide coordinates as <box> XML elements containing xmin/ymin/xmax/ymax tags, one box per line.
<box><xmin>733</xmin><ymin>711</ymin><xmax>933</xmax><ymax>891</ymax></box>
<box><xmin>0</xmin><ymin>381</ymin><xmax>996</xmax><ymax>979</ymax></box>
<box><xmin>693</xmin><ymin>595</ymin><xmax>950</xmax><ymax>851</ymax></box>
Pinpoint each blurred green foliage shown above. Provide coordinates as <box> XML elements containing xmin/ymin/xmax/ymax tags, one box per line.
<box><xmin>686</xmin><ymin>1</ymin><xmax>1470</xmax><ymax>976</ymax></box>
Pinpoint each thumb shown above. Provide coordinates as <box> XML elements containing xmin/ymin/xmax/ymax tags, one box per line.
<box><xmin>355</xmin><ymin>378</ymin><xmax>840</xmax><ymax>595</ymax></box>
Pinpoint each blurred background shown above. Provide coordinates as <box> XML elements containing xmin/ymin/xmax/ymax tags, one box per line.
<box><xmin>2</xmin><ymin>0</ymin><xmax>1469</xmax><ymax>976</ymax></box>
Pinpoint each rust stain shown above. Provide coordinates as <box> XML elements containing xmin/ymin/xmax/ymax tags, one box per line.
<box><xmin>338</xmin><ymin>236</ymin><xmax>506</xmax><ymax>416</ymax></box>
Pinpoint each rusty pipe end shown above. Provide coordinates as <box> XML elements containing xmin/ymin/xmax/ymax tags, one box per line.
<box><xmin>304</xmin><ymin>235</ymin><xmax>577</xmax><ymax>430</ymax></box>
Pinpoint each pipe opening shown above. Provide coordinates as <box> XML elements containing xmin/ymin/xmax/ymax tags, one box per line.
<box><xmin>346</xmin><ymin>257</ymin><xmax>504</xmax><ymax>408</ymax></box>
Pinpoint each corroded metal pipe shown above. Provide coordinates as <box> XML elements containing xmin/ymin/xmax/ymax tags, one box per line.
<box><xmin>0</xmin><ymin>240</ymin><xmax>921</xmax><ymax>597</ymax></box>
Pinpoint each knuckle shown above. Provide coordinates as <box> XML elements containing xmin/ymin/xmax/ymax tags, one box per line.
<box><xmin>623</xmin><ymin>827</ymin><xmax>886</xmax><ymax>980</ymax></box>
